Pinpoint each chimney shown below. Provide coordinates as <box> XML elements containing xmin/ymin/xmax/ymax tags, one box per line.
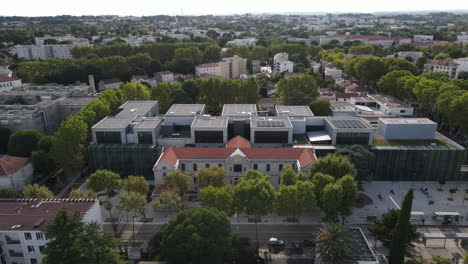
<box><xmin>88</xmin><ymin>75</ymin><xmax>96</xmax><ymax>93</ymax></box>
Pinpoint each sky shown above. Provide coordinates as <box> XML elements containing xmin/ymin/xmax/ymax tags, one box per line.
<box><xmin>1</xmin><ymin>0</ymin><xmax>467</xmax><ymax>16</ymax></box>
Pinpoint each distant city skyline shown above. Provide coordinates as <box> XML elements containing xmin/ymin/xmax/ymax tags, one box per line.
<box><xmin>1</xmin><ymin>0</ymin><xmax>467</xmax><ymax>16</ymax></box>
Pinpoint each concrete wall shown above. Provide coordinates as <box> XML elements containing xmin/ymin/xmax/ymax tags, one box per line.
<box><xmin>378</xmin><ymin>121</ymin><xmax>437</xmax><ymax>140</ymax></box>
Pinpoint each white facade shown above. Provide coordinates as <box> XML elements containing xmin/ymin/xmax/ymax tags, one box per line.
<box><xmin>454</xmin><ymin>58</ymin><xmax>468</xmax><ymax>78</ymax></box>
<box><xmin>0</xmin><ymin>78</ymin><xmax>22</xmax><ymax>90</ymax></box>
<box><xmin>195</xmin><ymin>63</ymin><xmax>220</xmax><ymax>76</ymax></box>
<box><xmin>35</xmin><ymin>34</ymin><xmax>89</xmax><ymax>46</ymax></box>
<box><xmin>413</xmin><ymin>35</ymin><xmax>434</xmax><ymax>42</ymax></box>
<box><xmin>0</xmin><ymin>200</ymin><xmax>101</xmax><ymax>264</ymax></box>
<box><xmin>219</xmin><ymin>55</ymin><xmax>247</xmax><ymax>79</ymax></box>
<box><xmin>424</xmin><ymin>60</ymin><xmax>458</xmax><ymax>79</ymax></box>
<box><xmin>324</xmin><ymin>67</ymin><xmax>343</xmax><ymax>80</ymax></box>
<box><xmin>11</xmin><ymin>45</ymin><xmax>74</xmax><ymax>60</ymax></box>
<box><xmin>226</xmin><ymin>38</ymin><xmax>257</xmax><ymax>46</ymax></box>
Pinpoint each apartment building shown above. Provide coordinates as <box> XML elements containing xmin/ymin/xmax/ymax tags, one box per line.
<box><xmin>0</xmin><ymin>199</ymin><xmax>101</xmax><ymax>264</ymax></box>
<box><xmin>34</xmin><ymin>34</ymin><xmax>90</xmax><ymax>46</ymax></box>
<box><xmin>195</xmin><ymin>62</ymin><xmax>220</xmax><ymax>76</ymax></box>
<box><xmin>273</xmin><ymin>53</ymin><xmax>294</xmax><ymax>74</ymax></box>
<box><xmin>226</xmin><ymin>38</ymin><xmax>257</xmax><ymax>46</ymax></box>
<box><xmin>423</xmin><ymin>60</ymin><xmax>458</xmax><ymax>78</ymax></box>
<box><xmin>155</xmin><ymin>71</ymin><xmax>174</xmax><ymax>83</ymax></box>
<box><xmin>153</xmin><ymin>136</ymin><xmax>316</xmax><ymax>188</ymax></box>
<box><xmin>195</xmin><ymin>56</ymin><xmax>247</xmax><ymax>79</ymax></box>
<box><xmin>10</xmin><ymin>45</ymin><xmax>75</xmax><ymax>60</ymax></box>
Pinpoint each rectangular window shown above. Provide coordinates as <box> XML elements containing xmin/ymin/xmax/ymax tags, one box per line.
<box><xmin>95</xmin><ymin>131</ymin><xmax>122</xmax><ymax>144</ymax></box>
<box><xmin>279</xmin><ymin>164</ymin><xmax>283</xmax><ymax>171</ymax></box>
<box><xmin>218</xmin><ymin>163</ymin><xmax>222</xmax><ymax>167</ymax></box>
<box><xmin>137</xmin><ymin>132</ymin><xmax>153</xmax><ymax>144</ymax></box>
<box><xmin>181</xmin><ymin>163</ymin><xmax>186</xmax><ymax>171</ymax></box>
<box><xmin>400</xmin><ymin>110</ymin><xmax>406</xmax><ymax>113</ymax></box>
<box><xmin>30</xmin><ymin>259</ymin><xmax>37</xmax><ymax>264</ymax></box>
<box><xmin>36</xmin><ymin>233</ymin><xmax>43</xmax><ymax>240</ymax></box>
<box><xmin>253</xmin><ymin>164</ymin><xmax>258</xmax><ymax>170</ymax></box>
<box><xmin>27</xmin><ymin>246</ymin><xmax>34</xmax><ymax>253</ymax></box>
<box><xmin>39</xmin><ymin>246</ymin><xmax>44</xmax><ymax>253</ymax></box>
<box><xmin>193</xmin><ymin>164</ymin><xmax>197</xmax><ymax>171</ymax></box>
<box><xmin>24</xmin><ymin>233</ymin><xmax>32</xmax><ymax>240</ymax></box>
<box><xmin>205</xmin><ymin>163</ymin><xmax>209</xmax><ymax>168</ymax></box>
<box><xmin>266</xmin><ymin>164</ymin><xmax>270</xmax><ymax>172</ymax></box>
<box><xmin>233</xmin><ymin>164</ymin><xmax>242</xmax><ymax>172</ymax></box>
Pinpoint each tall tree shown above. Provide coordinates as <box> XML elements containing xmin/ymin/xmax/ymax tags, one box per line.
<box><xmin>337</xmin><ymin>175</ymin><xmax>358</xmax><ymax>223</ymax></box>
<box><xmin>389</xmin><ymin>189</ymin><xmax>414</xmax><ymax>264</ymax></box>
<box><xmin>0</xmin><ymin>127</ymin><xmax>11</xmax><ymax>154</ymax></box>
<box><xmin>199</xmin><ymin>185</ymin><xmax>234</xmax><ymax>216</ymax></box>
<box><xmin>164</xmin><ymin>170</ymin><xmax>190</xmax><ymax>200</ymax></box>
<box><xmin>7</xmin><ymin>129</ymin><xmax>43</xmax><ymax>157</ymax></box>
<box><xmin>88</xmin><ymin>169</ymin><xmax>122</xmax><ymax>196</ymax></box>
<box><xmin>195</xmin><ymin>166</ymin><xmax>226</xmax><ymax>189</ymax></box>
<box><xmin>336</xmin><ymin>145</ymin><xmax>376</xmax><ymax>181</ymax></box>
<box><xmin>277</xmin><ymin>75</ymin><xmax>319</xmax><ymax>104</ymax></box>
<box><xmin>309</xmin><ymin>99</ymin><xmax>331</xmax><ymax>116</ymax></box>
<box><xmin>160</xmin><ymin>208</ymin><xmax>232</xmax><ymax>264</ymax></box>
<box><xmin>321</xmin><ymin>183</ymin><xmax>344</xmax><ymax>222</ymax></box>
<box><xmin>309</xmin><ymin>154</ymin><xmax>357</xmax><ymax>179</ymax></box>
<box><xmin>280</xmin><ymin>165</ymin><xmax>297</xmax><ymax>186</ymax></box>
<box><xmin>275</xmin><ymin>181</ymin><xmax>315</xmax><ymax>220</ymax></box>
<box><xmin>122</xmin><ymin>175</ymin><xmax>149</xmax><ymax>196</ymax></box>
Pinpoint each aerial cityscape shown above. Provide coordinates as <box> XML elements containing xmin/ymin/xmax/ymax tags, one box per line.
<box><xmin>0</xmin><ymin>2</ymin><xmax>467</xmax><ymax>264</ymax></box>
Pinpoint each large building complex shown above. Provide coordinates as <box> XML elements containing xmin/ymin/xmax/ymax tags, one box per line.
<box><xmin>317</xmin><ymin>35</ymin><xmax>411</xmax><ymax>49</ymax></box>
<box><xmin>195</xmin><ymin>55</ymin><xmax>247</xmax><ymax>79</ymax></box>
<box><xmin>273</xmin><ymin>53</ymin><xmax>294</xmax><ymax>74</ymax></box>
<box><xmin>10</xmin><ymin>45</ymin><xmax>74</xmax><ymax>60</ymax></box>
<box><xmin>153</xmin><ymin>136</ymin><xmax>316</xmax><ymax>189</ymax></box>
<box><xmin>0</xmin><ymin>199</ymin><xmax>101</xmax><ymax>264</ymax></box>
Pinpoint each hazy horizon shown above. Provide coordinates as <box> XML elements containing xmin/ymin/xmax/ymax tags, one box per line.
<box><xmin>1</xmin><ymin>0</ymin><xmax>467</xmax><ymax>17</ymax></box>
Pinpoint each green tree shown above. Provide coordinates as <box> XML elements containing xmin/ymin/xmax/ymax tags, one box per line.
<box><xmin>42</xmin><ymin>209</ymin><xmax>87</xmax><ymax>264</ymax></box>
<box><xmin>306</xmin><ymin>45</ymin><xmax>323</xmax><ymax>59</ymax></box>
<box><xmin>321</xmin><ymin>183</ymin><xmax>344</xmax><ymax>221</ymax></box>
<box><xmin>277</xmin><ymin>75</ymin><xmax>318</xmax><ymax>104</ymax></box>
<box><xmin>280</xmin><ymin>165</ymin><xmax>297</xmax><ymax>186</ymax></box>
<box><xmin>250</xmin><ymin>45</ymin><xmax>268</xmax><ymax>60</ymax></box>
<box><xmin>151</xmin><ymin>82</ymin><xmax>181</xmax><ymax>112</ymax></box>
<box><xmin>7</xmin><ymin>129</ymin><xmax>43</xmax><ymax>157</ymax></box>
<box><xmin>234</xmin><ymin>170</ymin><xmax>275</xmax><ymax>247</ymax></box>
<box><xmin>311</xmin><ymin>172</ymin><xmax>335</xmax><ymax>206</ymax></box>
<box><xmin>50</xmin><ymin>115</ymin><xmax>88</xmax><ymax>175</ymax></box>
<box><xmin>31</xmin><ymin>150</ymin><xmax>56</xmax><ymax>174</ymax></box>
<box><xmin>153</xmin><ymin>189</ymin><xmax>183</xmax><ymax>216</ymax></box>
<box><xmin>0</xmin><ymin>127</ymin><xmax>11</xmax><ymax>154</ymax></box>
<box><xmin>68</xmin><ymin>189</ymin><xmax>97</xmax><ymax>199</ymax></box>
<box><xmin>349</xmin><ymin>45</ymin><xmax>374</xmax><ymax>55</ymax></box>
<box><xmin>309</xmin><ymin>99</ymin><xmax>331</xmax><ymax>116</ymax></box>
<box><xmin>383</xmin><ymin>58</ymin><xmax>419</xmax><ymax>75</ymax></box>
<box><xmin>275</xmin><ymin>181</ymin><xmax>315</xmax><ymax>220</ymax></box>
<box><xmin>199</xmin><ymin>185</ymin><xmax>234</xmax><ymax>216</ymax></box>
<box><xmin>88</xmin><ymin>170</ymin><xmax>122</xmax><ymax>195</ymax></box>
<box><xmin>389</xmin><ymin>189</ymin><xmax>414</xmax><ymax>264</ymax></box>
<box><xmin>121</xmin><ymin>82</ymin><xmax>150</xmax><ymax>100</ymax></box>
<box><xmin>345</xmin><ymin>57</ymin><xmax>386</xmax><ymax>88</ymax></box>
<box><xmin>118</xmin><ymin>191</ymin><xmax>147</xmax><ymax>244</ymax></box>
<box><xmin>195</xmin><ymin>166</ymin><xmax>226</xmax><ymax>189</ymax></box>
<box><xmin>43</xmin><ymin>209</ymin><xmax>125</xmax><ymax>264</ymax></box>
<box><xmin>122</xmin><ymin>175</ymin><xmax>149</xmax><ymax>196</ymax></box>
<box><xmin>337</xmin><ymin>175</ymin><xmax>358</xmax><ymax>223</ymax></box>
<box><xmin>203</xmin><ymin>44</ymin><xmax>221</xmax><ymax>62</ymax></box>
<box><xmin>164</xmin><ymin>170</ymin><xmax>190</xmax><ymax>199</ymax></box>
<box><xmin>160</xmin><ymin>208</ymin><xmax>232</xmax><ymax>264</ymax></box>
<box><xmin>336</xmin><ymin>145</ymin><xmax>376</xmax><ymax>181</ymax></box>
<box><xmin>309</xmin><ymin>154</ymin><xmax>357</xmax><ymax>179</ymax></box>
<box><xmin>369</xmin><ymin>209</ymin><xmax>420</xmax><ymax>254</ymax></box>
<box><xmin>316</xmin><ymin>225</ymin><xmax>354</xmax><ymax>264</ymax></box>
<box><xmin>377</xmin><ymin>70</ymin><xmax>414</xmax><ymax>97</ymax></box>
<box><xmin>23</xmin><ymin>184</ymin><xmax>54</xmax><ymax>198</ymax></box>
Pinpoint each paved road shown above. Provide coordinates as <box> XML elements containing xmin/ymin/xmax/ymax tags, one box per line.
<box><xmin>104</xmin><ymin>222</ymin><xmax>320</xmax><ymax>247</ymax></box>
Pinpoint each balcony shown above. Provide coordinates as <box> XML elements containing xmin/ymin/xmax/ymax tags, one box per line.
<box><xmin>5</xmin><ymin>237</ymin><xmax>20</xmax><ymax>245</ymax></box>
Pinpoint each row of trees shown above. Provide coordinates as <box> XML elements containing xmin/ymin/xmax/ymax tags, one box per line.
<box><xmin>377</xmin><ymin>70</ymin><xmax>468</xmax><ymax>136</ymax></box>
<box><xmin>151</xmin><ymin>77</ymin><xmax>259</xmax><ymax>112</ymax></box>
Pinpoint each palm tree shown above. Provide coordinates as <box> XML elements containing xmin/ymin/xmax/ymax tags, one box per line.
<box><xmin>315</xmin><ymin>224</ymin><xmax>354</xmax><ymax>264</ymax></box>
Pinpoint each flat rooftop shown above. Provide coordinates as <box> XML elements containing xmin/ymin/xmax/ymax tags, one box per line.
<box><xmin>352</xmin><ymin>96</ymin><xmax>376</xmax><ymax>103</ymax></box>
<box><xmin>134</xmin><ymin>117</ymin><xmax>162</xmax><ymax>129</ymax></box>
<box><xmin>0</xmin><ymin>198</ymin><xmax>97</xmax><ymax>231</ymax></box>
<box><xmin>222</xmin><ymin>104</ymin><xmax>257</xmax><ymax>116</ymax></box>
<box><xmin>330</xmin><ymin>102</ymin><xmax>356</xmax><ymax>112</ymax></box>
<box><xmin>326</xmin><ymin>117</ymin><xmax>373</xmax><ymax>129</ymax></box>
<box><xmin>276</xmin><ymin>105</ymin><xmax>314</xmax><ymax>117</ymax></box>
<box><xmin>250</xmin><ymin>117</ymin><xmax>292</xmax><ymax>128</ymax></box>
<box><xmin>165</xmin><ymin>104</ymin><xmax>205</xmax><ymax>116</ymax></box>
<box><xmin>379</xmin><ymin>118</ymin><xmax>437</xmax><ymax>125</ymax></box>
<box><xmin>92</xmin><ymin>116</ymin><xmax>133</xmax><ymax>129</ymax></box>
<box><xmin>58</xmin><ymin>96</ymin><xmax>95</xmax><ymax>105</ymax></box>
<box><xmin>116</xmin><ymin>101</ymin><xmax>158</xmax><ymax>117</ymax></box>
<box><xmin>368</xmin><ymin>94</ymin><xmax>411</xmax><ymax>108</ymax></box>
<box><xmin>192</xmin><ymin>116</ymin><xmax>228</xmax><ymax>128</ymax></box>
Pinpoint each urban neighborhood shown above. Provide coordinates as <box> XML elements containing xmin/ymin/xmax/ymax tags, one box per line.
<box><xmin>0</xmin><ymin>6</ymin><xmax>467</xmax><ymax>264</ymax></box>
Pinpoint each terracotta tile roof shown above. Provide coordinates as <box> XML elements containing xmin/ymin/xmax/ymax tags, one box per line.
<box><xmin>156</xmin><ymin>142</ymin><xmax>316</xmax><ymax>167</ymax></box>
<box><xmin>152</xmin><ymin>184</ymin><xmax>170</xmax><ymax>195</ymax></box>
<box><xmin>0</xmin><ymin>198</ymin><xmax>98</xmax><ymax>231</ymax></box>
<box><xmin>226</xmin><ymin>136</ymin><xmax>251</xmax><ymax>148</ymax></box>
<box><xmin>0</xmin><ymin>76</ymin><xmax>18</xmax><ymax>82</ymax></box>
<box><xmin>0</xmin><ymin>155</ymin><xmax>30</xmax><ymax>176</ymax></box>
<box><xmin>196</xmin><ymin>62</ymin><xmax>219</xmax><ymax>68</ymax></box>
